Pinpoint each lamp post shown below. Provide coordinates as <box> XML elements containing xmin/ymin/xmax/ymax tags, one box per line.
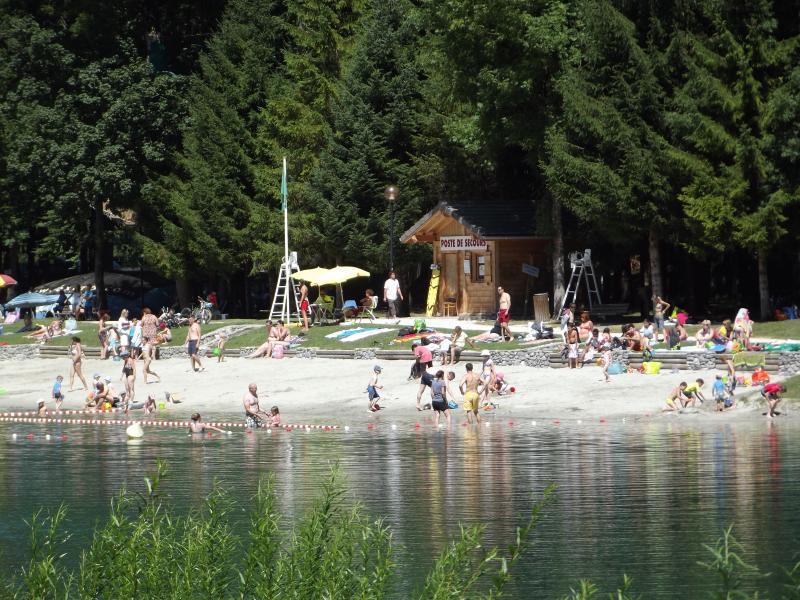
<box><xmin>385</xmin><ymin>185</ymin><xmax>399</xmax><ymax>270</ymax></box>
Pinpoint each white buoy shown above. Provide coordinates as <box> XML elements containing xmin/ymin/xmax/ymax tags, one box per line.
<box><xmin>531</xmin><ymin>421</ymin><xmax>536</xmax><ymax>426</ymax></box>
<box><xmin>577</xmin><ymin>420</ymin><xmax>582</xmax><ymax>425</ymax></box>
<box><xmin>485</xmin><ymin>422</ymin><xmax>491</xmax><ymax>427</ymax></box>
<box><xmin>344</xmin><ymin>425</ymin><xmax>350</xmax><ymax>432</ymax></box>
<box><xmin>126</xmin><ymin>423</ymin><xmax>144</xmax><ymax>439</ymax></box>
<box><xmin>11</xmin><ymin>433</ymin><xmax>17</xmax><ymax>439</ymax></box>
<box><xmin>45</xmin><ymin>434</ymin><xmax>51</xmax><ymax>440</ymax></box>
<box><xmin>391</xmin><ymin>424</ymin><xmax>397</xmax><ymax>430</ymax></box>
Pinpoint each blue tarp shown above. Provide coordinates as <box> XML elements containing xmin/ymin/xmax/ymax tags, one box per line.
<box><xmin>4</xmin><ymin>292</ymin><xmax>60</xmax><ymax>309</ymax></box>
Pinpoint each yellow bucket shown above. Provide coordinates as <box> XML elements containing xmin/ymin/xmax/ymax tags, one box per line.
<box><xmin>642</xmin><ymin>361</ymin><xmax>662</xmax><ymax>374</ymax></box>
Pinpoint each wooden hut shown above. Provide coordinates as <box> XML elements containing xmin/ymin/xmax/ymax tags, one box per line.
<box><xmin>400</xmin><ymin>199</ymin><xmax>549</xmax><ymax>317</ymax></box>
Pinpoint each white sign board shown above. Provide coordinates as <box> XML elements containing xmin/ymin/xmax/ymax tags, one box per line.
<box><xmin>440</xmin><ymin>236</ymin><xmax>487</xmax><ymax>253</ymax></box>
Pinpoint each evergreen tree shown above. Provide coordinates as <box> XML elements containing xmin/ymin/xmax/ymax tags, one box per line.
<box><xmin>668</xmin><ymin>0</ymin><xmax>800</xmax><ymax>317</ymax></box>
<box><xmin>308</xmin><ymin>0</ymin><xmax>429</xmax><ymax>273</ymax></box>
<box><xmin>543</xmin><ymin>0</ymin><xmax>686</xmax><ymax>301</ymax></box>
<box><xmin>146</xmin><ymin>0</ymin><xmax>285</xmax><ymax>303</ymax></box>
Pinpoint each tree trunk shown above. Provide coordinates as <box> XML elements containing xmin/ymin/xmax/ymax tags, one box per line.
<box><xmin>648</xmin><ymin>227</ymin><xmax>663</xmax><ymax>300</ymax></box>
<box><xmin>94</xmin><ymin>204</ymin><xmax>106</xmax><ymax>311</ymax></box>
<box><xmin>757</xmin><ymin>248</ymin><xmax>770</xmax><ymax>320</ymax></box>
<box><xmin>176</xmin><ymin>277</ymin><xmax>191</xmax><ymax>309</ymax></box>
<box><xmin>551</xmin><ymin>196</ymin><xmax>565</xmax><ymax>319</ymax></box>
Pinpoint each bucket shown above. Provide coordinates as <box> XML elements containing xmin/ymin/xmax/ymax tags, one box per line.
<box><xmin>642</xmin><ymin>361</ymin><xmax>662</xmax><ymax>375</ymax></box>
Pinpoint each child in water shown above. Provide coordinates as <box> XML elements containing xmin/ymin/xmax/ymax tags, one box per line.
<box><xmin>367</xmin><ymin>365</ymin><xmax>383</xmax><ymax>412</ymax></box>
<box><xmin>52</xmin><ymin>375</ymin><xmax>64</xmax><ymax>410</ymax></box>
<box><xmin>188</xmin><ymin>413</ymin><xmax>229</xmax><ymax>434</ymax></box>
<box><xmin>37</xmin><ymin>399</ymin><xmax>47</xmax><ymax>417</ymax></box>
<box><xmin>269</xmin><ymin>406</ymin><xmax>281</xmax><ymax>427</ymax></box>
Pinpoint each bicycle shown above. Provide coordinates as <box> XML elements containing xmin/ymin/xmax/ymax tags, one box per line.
<box><xmin>190</xmin><ymin>297</ymin><xmax>213</xmax><ymax>324</ymax></box>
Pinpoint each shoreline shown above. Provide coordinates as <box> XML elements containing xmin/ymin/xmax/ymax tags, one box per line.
<box><xmin>0</xmin><ymin>355</ymin><xmax>783</xmax><ymax>428</ymax></box>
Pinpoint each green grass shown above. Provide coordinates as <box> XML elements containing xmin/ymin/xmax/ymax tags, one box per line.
<box><xmin>783</xmin><ymin>374</ymin><xmax>800</xmax><ymax>400</ymax></box>
<box><xmin>0</xmin><ymin>318</ymin><xmax>252</xmax><ymax>347</ymax></box>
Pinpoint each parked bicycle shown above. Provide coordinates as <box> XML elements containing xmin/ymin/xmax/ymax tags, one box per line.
<box><xmin>191</xmin><ymin>297</ymin><xmax>213</xmax><ymax>324</ymax></box>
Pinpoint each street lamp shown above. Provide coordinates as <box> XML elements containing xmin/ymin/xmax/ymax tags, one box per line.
<box><xmin>385</xmin><ymin>185</ymin><xmax>399</xmax><ymax>270</ymax></box>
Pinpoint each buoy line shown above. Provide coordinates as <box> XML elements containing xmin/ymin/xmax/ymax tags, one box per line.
<box><xmin>0</xmin><ymin>416</ymin><xmax>340</xmax><ymax>430</ymax></box>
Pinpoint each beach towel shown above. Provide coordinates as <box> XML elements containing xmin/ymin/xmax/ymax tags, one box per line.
<box><xmin>325</xmin><ymin>328</ymin><xmax>368</xmax><ymax>339</ymax></box>
<box><xmin>340</xmin><ymin>328</ymin><xmax>393</xmax><ymax>343</ymax></box>
<box><xmin>732</xmin><ymin>352</ymin><xmax>766</xmax><ymax>368</ymax></box>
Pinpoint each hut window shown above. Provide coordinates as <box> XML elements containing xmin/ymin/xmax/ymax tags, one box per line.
<box><xmin>472</xmin><ymin>254</ymin><xmax>486</xmax><ymax>283</ymax></box>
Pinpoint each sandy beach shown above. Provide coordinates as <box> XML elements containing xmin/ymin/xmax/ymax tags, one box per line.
<box><xmin>0</xmin><ymin>353</ymin><xmax>776</xmax><ymax>426</ymax></box>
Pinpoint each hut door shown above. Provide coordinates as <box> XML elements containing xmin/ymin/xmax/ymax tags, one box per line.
<box><xmin>443</xmin><ymin>253</ymin><xmax>459</xmax><ymax>306</ymax></box>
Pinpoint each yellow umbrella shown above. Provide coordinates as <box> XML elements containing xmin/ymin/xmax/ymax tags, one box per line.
<box><xmin>291</xmin><ymin>267</ymin><xmax>332</xmax><ymax>286</ymax></box>
<box><xmin>317</xmin><ymin>266</ymin><xmax>370</xmax><ymax>285</ymax></box>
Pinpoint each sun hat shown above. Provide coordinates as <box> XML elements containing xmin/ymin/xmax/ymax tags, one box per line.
<box><xmin>104</xmin><ymin>375</ymin><xmax>112</xmax><ymax>383</ymax></box>
<box><xmin>93</xmin><ymin>373</ymin><xmax>101</xmax><ymax>379</ymax></box>
<box><xmin>374</xmin><ymin>365</ymin><xmax>382</xmax><ymax>372</ymax></box>
<box><xmin>481</xmin><ymin>349</ymin><xmax>491</xmax><ymax>357</ymax></box>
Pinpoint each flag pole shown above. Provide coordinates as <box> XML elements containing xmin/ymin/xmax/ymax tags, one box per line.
<box><xmin>282</xmin><ymin>157</ymin><xmax>291</xmax><ymax>323</ymax></box>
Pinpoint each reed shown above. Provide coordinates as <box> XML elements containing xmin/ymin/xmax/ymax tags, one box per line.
<box><xmin>0</xmin><ymin>462</ymin><xmax>553</xmax><ymax>600</ymax></box>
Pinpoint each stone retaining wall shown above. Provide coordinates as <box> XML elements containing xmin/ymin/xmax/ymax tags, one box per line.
<box><xmin>779</xmin><ymin>352</ymin><xmax>800</xmax><ymax>375</ymax></box>
<box><xmin>0</xmin><ymin>345</ymin><xmax>40</xmax><ymax>360</ymax></box>
<box><xmin>685</xmin><ymin>352</ymin><xmax>718</xmax><ymax>370</ymax></box>
<box><xmin>489</xmin><ymin>349</ymin><xmax>550</xmax><ymax>368</ymax></box>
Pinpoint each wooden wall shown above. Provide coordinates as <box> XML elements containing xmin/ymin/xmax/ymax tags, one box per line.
<box><xmin>424</xmin><ymin>216</ymin><xmax>548</xmax><ymax>316</ymax></box>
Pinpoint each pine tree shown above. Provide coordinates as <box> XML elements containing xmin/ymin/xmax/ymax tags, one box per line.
<box><xmin>146</xmin><ymin>0</ymin><xmax>286</xmax><ymax>302</ymax></box>
<box><xmin>308</xmin><ymin>0</ymin><xmax>429</xmax><ymax>273</ymax></box>
<box><xmin>543</xmin><ymin>0</ymin><xmax>690</xmax><ymax>301</ymax></box>
<box><xmin>669</xmin><ymin>0</ymin><xmax>800</xmax><ymax>317</ymax></box>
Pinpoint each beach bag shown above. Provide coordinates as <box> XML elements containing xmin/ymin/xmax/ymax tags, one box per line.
<box><xmin>272</xmin><ymin>345</ymin><xmax>285</xmax><ymax>359</ymax></box>
<box><xmin>413</xmin><ymin>318</ymin><xmax>426</xmax><ymax>333</ymax></box>
<box><xmin>607</xmin><ymin>362</ymin><xmax>625</xmax><ymax>375</ymax></box>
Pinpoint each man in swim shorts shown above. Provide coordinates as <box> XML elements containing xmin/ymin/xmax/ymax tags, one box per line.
<box><xmin>184</xmin><ymin>316</ymin><xmax>203</xmax><ymax>372</ymax></box>
<box><xmin>243</xmin><ymin>382</ymin><xmax>270</xmax><ymax>428</ymax></box>
<box><xmin>459</xmin><ymin>363</ymin><xmax>482</xmax><ymax>424</ymax></box>
<box><xmin>497</xmin><ymin>286</ymin><xmax>511</xmax><ymax>341</ymax></box>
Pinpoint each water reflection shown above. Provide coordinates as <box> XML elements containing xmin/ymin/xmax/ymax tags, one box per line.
<box><xmin>0</xmin><ymin>419</ymin><xmax>798</xmax><ymax>598</ymax></box>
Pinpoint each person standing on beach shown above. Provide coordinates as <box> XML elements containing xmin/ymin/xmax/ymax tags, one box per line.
<box><xmin>367</xmin><ymin>365</ymin><xmax>383</xmax><ymax>412</ymax></box>
<box><xmin>184</xmin><ymin>316</ymin><xmax>203</xmax><ymax>372</ymax></box>
<box><xmin>497</xmin><ymin>286</ymin><xmax>512</xmax><ymax>341</ymax></box>
<box><xmin>383</xmin><ymin>271</ymin><xmax>403</xmax><ymax>321</ymax></box>
<box><xmin>653</xmin><ymin>296</ymin><xmax>670</xmax><ymax>342</ymax></box>
<box><xmin>142</xmin><ymin>337</ymin><xmax>160</xmax><ymax>383</ymax></box>
<box><xmin>68</xmin><ymin>336</ymin><xmax>88</xmax><ymax>391</ymax></box>
<box><xmin>459</xmin><ymin>363</ymin><xmax>482</xmax><ymax>424</ymax></box>
<box><xmin>298</xmin><ymin>282</ymin><xmax>310</xmax><ymax>332</ymax></box>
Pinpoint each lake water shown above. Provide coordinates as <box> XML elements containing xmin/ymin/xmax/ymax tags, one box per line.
<box><xmin>0</xmin><ymin>417</ymin><xmax>798</xmax><ymax>598</ymax></box>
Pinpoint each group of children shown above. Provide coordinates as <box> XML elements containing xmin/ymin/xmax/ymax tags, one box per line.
<box><xmin>368</xmin><ymin>350</ymin><xmax>513</xmax><ymax>426</ymax></box>
<box><xmin>664</xmin><ymin>375</ymin><xmax>787</xmax><ymax>418</ymax></box>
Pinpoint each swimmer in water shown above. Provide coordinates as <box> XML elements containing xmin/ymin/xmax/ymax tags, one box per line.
<box><xmin>188</xmin><ymin>413</ymin><xmax>229</xmax><ymax>434</ymax></box>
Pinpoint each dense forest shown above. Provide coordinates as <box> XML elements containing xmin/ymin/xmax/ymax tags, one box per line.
<box><xmin>1</xmin><ymin>0</ymin><xmax>798</xmax><ymax>317</ymax></box>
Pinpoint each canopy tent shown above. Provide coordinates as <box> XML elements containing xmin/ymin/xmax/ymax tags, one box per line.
<box><xmin>3</xmin><ymin>292</ymin><xmax>60</xmax><ymax>310</ymax></box>
<box><xmin>0</xmin><ymin>274</ymin><xmax>18</xmax><ymax>288</ymax></box>
<box><xmin>34</xmin><ymin>272</ymin><xmax>155</xmax><ymax>293</ymax></box>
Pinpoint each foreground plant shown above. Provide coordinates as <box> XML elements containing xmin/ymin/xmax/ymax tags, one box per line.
<box><xmin>1</xmin><ymin>461</ymin><xmax>554</xmax><ymax>600</ymax></box>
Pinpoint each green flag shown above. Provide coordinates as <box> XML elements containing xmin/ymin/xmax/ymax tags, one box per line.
<box><xmin>281</xmin><ymin>158</ymin><xmax>288</xmax><ymax>212</ymax></box>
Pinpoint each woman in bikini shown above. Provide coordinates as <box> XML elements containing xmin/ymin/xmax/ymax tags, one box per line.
<box><xmin>121</xmin><ymin>352</ymin><xmax>136</xmax><ymax>405</ymax></box>
<box><xmin>68</xmin><ymin>336</ymin><xmax>88</xmax><ymax>391</ymax></box>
